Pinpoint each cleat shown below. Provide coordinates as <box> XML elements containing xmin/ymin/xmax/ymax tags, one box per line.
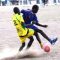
<box><xmin>50</xmin><ymin>38</ymin><xmax>58</xmax><ymax>45</ymax></box>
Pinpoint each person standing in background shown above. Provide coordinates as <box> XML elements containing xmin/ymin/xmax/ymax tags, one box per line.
<box><xmin>1</xmin><ymin>0</ymin><xmax>5</xmax><ymax>6</ymax></box>
<box><xmin>42</xmin><ymin>0</ymin><xmax>48</xmax><ymax>5</ymax></box>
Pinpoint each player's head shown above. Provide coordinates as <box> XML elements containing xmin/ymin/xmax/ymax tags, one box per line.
<box><xmin>32</xmin><ymin>5</ymin><xmax>39</xmax><ymax>13</ymax></box>
<box><xmin>13</xmin><ymin>7</ymin><xmax>20</xmax><ymax>14</ymax></box>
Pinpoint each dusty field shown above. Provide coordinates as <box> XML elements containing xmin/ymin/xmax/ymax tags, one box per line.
<box><xmin>0</xmin><ymin>5</ymin><xmax>60</xmax><ymax>60</ymax></box>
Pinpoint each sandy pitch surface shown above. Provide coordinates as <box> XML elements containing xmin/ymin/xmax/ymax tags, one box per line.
<box><xmin>0</xmin><ymin>5</ymin><xmax>60</xmax><ymax>60</ymax></box>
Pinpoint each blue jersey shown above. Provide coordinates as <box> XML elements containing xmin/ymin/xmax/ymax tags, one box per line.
<box><xmin>21</xmin><ymin>9</ymin><xmax>39</xmax><ymax>30</ymax></box>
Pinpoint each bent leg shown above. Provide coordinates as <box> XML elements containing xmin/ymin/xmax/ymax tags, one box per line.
<box><xmin>34</xmin><ymin>29</ymin><xmax>57</xmax><ymax>45</ymax></box>
<box><xmin>19</xmin><ymin>42</ymin><xmax>25</xmax><ymax>51</ymax></box>
<box><xmin>34</xmin><ymin>32</ymin><xmax>43</xmax><ymax>48</ymax></box>
<box><xmin>19</xmin><ymin>37</ymin><xmax>26</xmax><ymax>51</ymax></box>
<box><xmin>34</xmin><ymin>29</ymin><xmax>51</xmax><ymax>42</ymax></box>
<box><xmin>26</xmin><ymin>36</ymin><xmax>34</xmax><ymax>49</ymax></box>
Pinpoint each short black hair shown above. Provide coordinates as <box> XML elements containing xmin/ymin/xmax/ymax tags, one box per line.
<box><xmin>13</xmin><ymin>7</ymin><xmax>20</xmax><ymax>14</ymax></box>
<box><xmin>32</xmin><ymin>5</ymin><xmax>39</xmax><ymax>13</ymax></box>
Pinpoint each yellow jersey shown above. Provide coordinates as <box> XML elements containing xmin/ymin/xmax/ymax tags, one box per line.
<box><xmin>12</xmin><ymin>14</ymin><xmax>28</xmax><ymax>36</ymax></box>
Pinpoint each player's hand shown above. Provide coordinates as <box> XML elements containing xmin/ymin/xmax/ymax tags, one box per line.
<box><xmin>43</xmin><ymin>25</ymin><xmax>48</xmax><ymax>28</ymax></box>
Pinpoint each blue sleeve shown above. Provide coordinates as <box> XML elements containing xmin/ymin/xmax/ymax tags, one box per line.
<box><xmin>33</xmin><ymin>14</ymin><xmax>38</xmax><ymax>23</ymax></box>
<box><xmin>21</xmin><ymin>10</ymin><xmax>25</xmax><ymax>13</ymax></box>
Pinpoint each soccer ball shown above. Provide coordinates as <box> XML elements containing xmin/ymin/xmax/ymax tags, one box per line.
<box><xmin>43</xmin><ymin>45</ymin><xmax>50</xmax><ymax>52</ymax></box>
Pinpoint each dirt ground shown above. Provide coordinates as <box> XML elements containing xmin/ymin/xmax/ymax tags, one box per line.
<box><xmin>0</xmin><ymin>5</ymin><xmax>60</xmax><ymax>60</ymax></box>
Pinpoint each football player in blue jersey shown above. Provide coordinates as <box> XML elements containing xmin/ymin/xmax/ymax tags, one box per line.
<box><xmin>21</xmin><ymin>5</ymin><xmax>57</xmax><ymax>47</ymax></box>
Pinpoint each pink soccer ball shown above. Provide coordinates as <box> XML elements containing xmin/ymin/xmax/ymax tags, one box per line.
<box><xmin>43</xmin><ymin>45</ymin><xmax>50</xmax><ymax>52</ymax></box>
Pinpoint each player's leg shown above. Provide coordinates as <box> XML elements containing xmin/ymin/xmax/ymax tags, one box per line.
<box><xmin>34</xmin><ymin>32</ymin><xmax>43</xmax><ymax>48</ymax></box>
<box><xmin>26</xmin><ymin>36</ymin><xmax>34</xmax><ymax>49</ymax></box>
<box><xmin>26</xmin><ymin>29</ymin><xmax>34</xmax><ymax>49</ymax></box>
<box><xmin>19</xmin><ymin>37</ymin><xmax>26</xmax><ymax>51</ymax></box>
<box><xmin>34</xmin><ymin>29</ymin><xmax>57</xmax><ymax>45</ymax></box>
<box><xmin>19</xmin><ymin>42</ymin><xmax>25</xmax><ymax>51</ymax></box>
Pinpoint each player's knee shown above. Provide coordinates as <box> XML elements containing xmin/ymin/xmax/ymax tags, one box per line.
<box><xmin>22</xmin><ymin>42</ymin><xmax>25</xmax><ymax>47</ymax></box>
<box><xmin>30</xmin><ymin>36</ymin><xmax>34</xmax><ymax>41</ymax></box>
<box><xmin>34</xmin><ymin>31</ymin><xmax>38</xmax><ymax>36</ymax></box>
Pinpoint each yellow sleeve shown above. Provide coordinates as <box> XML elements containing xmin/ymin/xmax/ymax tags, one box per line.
<box><xmin>18</xmin><ymin>15</ymin><xmax>24</xmax><ymax>23</ymax></box>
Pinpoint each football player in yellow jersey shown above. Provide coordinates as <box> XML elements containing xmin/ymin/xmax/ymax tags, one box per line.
<box><xmin>12</xmin><ymin>7</ymin><xmax>43</xmax><ymax>51</ymax></box>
